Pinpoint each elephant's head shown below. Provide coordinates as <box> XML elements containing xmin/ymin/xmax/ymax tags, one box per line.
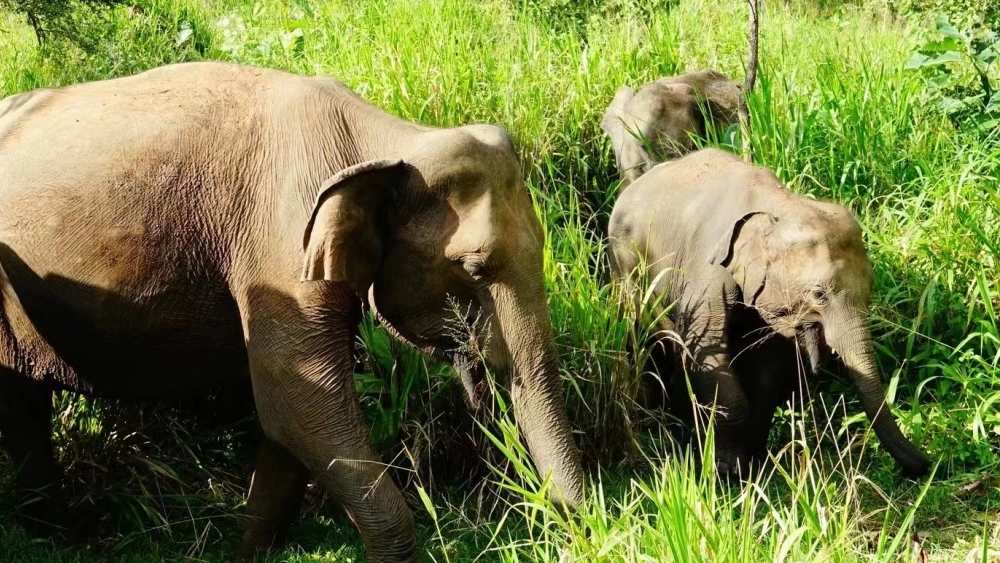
<box><xmin>300</xmin><ymin>124</ymin><xmax>584</xmax><ymax>508</ymax></box>
<box><xmin>601</xmin><ymin>69</ymin><xmax>742</xmax><ymax>184</ymax></box>
<box><xmin>709</xmin><ymin>200</ymin><xmax>931</xmax><ymax>477</ymax></box>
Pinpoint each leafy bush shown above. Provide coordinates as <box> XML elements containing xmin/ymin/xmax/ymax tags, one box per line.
<box><xmin>511</xmin><ymin>0</ymin><xmax>670</xmax><ymax>37</ymax></box>
<box><xmin>906</xmin><ymin>15</ymin><xmax>1000</xmax><ymax>133</ymax></box>
<box><xmin>897</xmin><ymin>0</ymin><xmax>1000</xmax><ymax>31</ymax></box>
<box><xmin>10</xmin><ymin>0</ymin><xmax>212</xmax><ymax>85</ymax></box>
<box><xmin>1</xmin><ymin>0</ymin><xmax>123</xmax><ymax>47</ymax></box>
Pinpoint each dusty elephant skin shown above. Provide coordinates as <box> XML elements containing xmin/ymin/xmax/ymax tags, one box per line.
<box><xmin>600</xmin><ymin>69</ymin><xmax>742</xmax><ymax>186</ymax></box>
<box><xmin>0</xmin><ymin>61</ymin><xmax>584</xmax><ymax>562</ymax></box>
<box><xmin>607</xmin><ymin>148</ymin><xmax>931</xmax><ymax>479</ymax></box>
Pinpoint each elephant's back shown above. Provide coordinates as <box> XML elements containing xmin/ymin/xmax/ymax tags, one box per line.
<box><xmin>608</xmin><ymin>149</ymin><xmax>767</xmax><ymax>272</ymax></box>
<box><xmin>0</xmin><ymin>62</ymin><xmax>267</xmax><ymax>177</ymax></box>
<box><xmin>632</xmin><ymin>148</ymin><xmax>779</xmax><ymax>209</ymax></box>
<box><xmin>0</xmin><ymin>62</ymin><xmax>284</xmax><ymax>259</ymax></box>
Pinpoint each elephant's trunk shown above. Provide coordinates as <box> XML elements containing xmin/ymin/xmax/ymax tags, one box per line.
<box><xmin>824</xmin><ymin>303</ymin><xmax>930</xmax><ymax>477</ymax></box>
<box><xmin>484</xmin><ymin>281</ymin><xmax>584</xmax><ymax>510</ymax></box>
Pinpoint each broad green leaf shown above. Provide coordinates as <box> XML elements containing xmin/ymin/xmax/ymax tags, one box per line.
<box><xmin>935</xmin><ymin>15</ymin><xmax>966</xmax><ymax>40</ymax></box>
<box><xmin>974</xmin><ymin>41</ymin><xmax>1000</xmax><ymax>65</ymax></box>
<box><xmin>977</xmin><ymin>52</ymin><xmax>998</xmax><ymax>66</ymax></box>
<box><xmin>906</xmin><ymin>51</ymin><xmax>964</xmax><ymax>68</ymax></box>
<box><xmin>971</xmin><ymin>111</ymin><xmax>1000</xmax><ymax>132</ymax></box>
<box><xmin>292</xmin><ymin>0</ymin><xmax>314</xmax><ymax>16</ymax></box>
<box><xmin>929</xmin><ymin>51</ymin><xmax>964</xmax><ymax>64</ymax></box>
<box><xmin>929</xmin><ymin>73</ymin><xmax>954</xmax><ymax>87</ymax></box>
<box><xmin>986</xmin><ymin>91</ymin><xmax>1000</xmax><ymax>113</ymax></box>
<box><xmin>939</xmin><ymin>96</ymin><xmax>965</xmax><ymax>113</ymax></box>
<box><xmin>721</xmin><ymin>122</ymin><xmax>741</xmax><ymax>150</ymax></box>
<box><xmin>175</xmin><ymin>21</ymin><xmax>194</xmax><ymax>47</ymax></box>
<box><xmin>920</xmin><ymin>37</ymin><xmax>962</xmax><ymax>53</ymax></box>
<box><xmin>975</xmin><ymin>119</ymin><xmax>1000</xmax><ymax>133</ymax></box>
<box><xmin>281</xmin><ymin>28</ymin><xmax>305</xmax><ymax>55</ymax></box>
<box><xmin>904</xmin><ymin>52</ymin><xmax>931</xmax><ymax>69</ymax></box>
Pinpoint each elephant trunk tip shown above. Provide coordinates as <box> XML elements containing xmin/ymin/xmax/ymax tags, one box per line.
<box><xmin>868</xmin><ymin>404</ymin><xmax>931</xmax><ymax>478</ymax></box>
<box><xmin>895</xmin><ymin>443</ymin><xmax>931</xmax><ymax>478</ymax></box>
<box><xmin>547</xmin><ymin>474</ymin><xmax>583</xmax><ymax>515</ymax></box>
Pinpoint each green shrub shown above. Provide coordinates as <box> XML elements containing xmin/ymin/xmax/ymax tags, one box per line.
<box><xmin>906</xmin><ymin>15</ymin><xmax>1000</xmax><ymax>134</ymax></box>
<box><xmin>1</xmin><ymin>0</ymin><xmax>123</xmax><ymax>47</ymax></box>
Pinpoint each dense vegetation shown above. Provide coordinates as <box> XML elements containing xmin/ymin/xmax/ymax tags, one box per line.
<box><xmin>0</xmin><ymin>0</ymin><xmax>998</xmax><ymax>561</ymax></box>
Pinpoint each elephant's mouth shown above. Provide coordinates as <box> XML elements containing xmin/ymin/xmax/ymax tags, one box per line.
<box><xmin>796</xmin><ymin>323</ymin><xmax>826</xmax><ymax>376</ymax></box>
<box><xmin>453</xmin><ymin>352</ymin><xmax>489</xmax><ymax>411</ymax></box>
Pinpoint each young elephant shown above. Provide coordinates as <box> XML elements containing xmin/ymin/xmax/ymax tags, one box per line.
<box><xmin>600</xmin><ymin>69</ymin><xmax>742</xmax><ymax>185</ymax></box>
<box><xmin>608</xmin><ymin>148</ymin><xmax>931</xmax><ymax>478</ymax></box>
<box><xmin>0</xmin><ymin>62</ymin><xmax>583</xmax><ymax>562</ymax></box>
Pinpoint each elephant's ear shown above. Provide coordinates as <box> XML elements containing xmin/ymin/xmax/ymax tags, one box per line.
<box><xmin>698</xmin><ymin>78</ymin><xmax>743</xmax><ymax>136</ymax></box>
<box><xmin>697</xmin><ymin>70</ymin><xmax>743</xmax><ymax>129</ymax></box>
<box><xmin>601</xmin><ymin>86</ymin><xmax>637</xmax><ymax>177</ymax></box>
<box><xmin>709</xmin><ymin>211</ymin><xmax>776</xmax><ymax>304</ymax></box>
<box><xmin>301</xmin><ymin>159</ymin><xmax>409</xmax><ymax>293</ymax></box>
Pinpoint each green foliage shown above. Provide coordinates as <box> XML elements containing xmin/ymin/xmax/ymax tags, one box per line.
<box><xmin>898</xmin><ymin>0</ymin><xmax>1000</xmax><ymax>31</ymax></box>
<box><xmin>0</xmin><ymin>0</ymin><xmax>123</xmax><ymax>47</ymax></box>
<box><xmin>478</xmin><ymin>400</ymin><xmax>939</xmax><ymax>563</ymax></box>
<box><xmin>511</xmin><ymin>0</ymin><xmax>670</xmax><ymax>38</ymax></box>
<box><xmin>906</xmin><ymin>15</ymin><xmax>1000</xmax><ymax>133</ymax></box>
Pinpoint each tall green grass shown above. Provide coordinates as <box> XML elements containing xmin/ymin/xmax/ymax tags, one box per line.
<box><xmin>0</xmin><ymin>0</ymin><xmax>998</xmax><ymax>561</ymax></box>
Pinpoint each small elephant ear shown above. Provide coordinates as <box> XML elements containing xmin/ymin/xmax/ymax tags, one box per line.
<box><xmin>301</xmin><ymin>159</ymin><xmax>409</xmax><ymax>293</ymax></box>
<box><xmin>709</xmin><ymin>211</ymin><xmax>776</xmax><ymax>304</ymax></box>
<box><xmin>601</xmin><ymin>86</ymin><xmax>637</xmax><ymax>176</ymax></box>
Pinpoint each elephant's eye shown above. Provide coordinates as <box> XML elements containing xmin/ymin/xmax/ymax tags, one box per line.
<box><xmin>810</xmin><ymin>289</ymin><xmax>828</xmax><ymax>304</ymax></box>
<box><xmin>454</xmin><ymin>255</ymin><xmax>488</xmax><ymax>282</ymax></box>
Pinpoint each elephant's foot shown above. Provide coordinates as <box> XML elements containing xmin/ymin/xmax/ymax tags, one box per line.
<box><xmin>14</xmin><ymin>487</ymin><xmax>95</xmax><ymax>546</ymax></box>
<box><xmin>0</xmin><ymin>370</ymin><xmax>82</xmax><ymax>544</ymax></box>
<box><xmin>713</xmin><ymin>450</ymin><xmax>751</xmax><ymax>483</ymax></box>
<box><xmin>236</xmin><ymin>437</ymin><xmax>311</xmax><ymax>562</ymax></box>
<box><xmin>234</xmin><ymin>534</ymin><xmax>277</xmax><ymax>563</ymax></box>
<box><xmin>706</xmin><ymin>425</ymin><xmax>752</xmax><ymax>482</ymax></box>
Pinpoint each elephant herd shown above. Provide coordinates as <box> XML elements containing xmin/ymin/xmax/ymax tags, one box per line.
<box><xmin>0</xmin><ymin>62</ymin><xmax>930</xmax><ymax>562</ymax></box>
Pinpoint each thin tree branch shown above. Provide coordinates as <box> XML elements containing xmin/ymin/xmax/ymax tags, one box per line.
<box><xmin>740</xmin><ymin>0</ymin><xmax>760</xmax><ymax>163</ymax></box>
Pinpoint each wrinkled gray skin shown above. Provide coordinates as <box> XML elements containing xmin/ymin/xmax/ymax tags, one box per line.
<box><xmin>607</xmin><ymin>148</ymin><xmax>931</xmax><ymax>478</ymax></box>
<box><xmin>0</xmin><ymin>62</ymin><xmax>583</xmax><ymax>562</ymax></box>
<box><xmin>600</xmin><ymin>69</ymin><xmax>742</xmax><ymax>185</ymax></box>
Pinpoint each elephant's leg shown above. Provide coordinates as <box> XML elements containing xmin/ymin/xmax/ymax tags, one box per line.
<box><xmin>236</xmin><ymin>436</ymin><xmax>311</xmax><ymax>562</ymax></box>
<box><xmin>735</xmin><ymin>338</ymin><xmax>798</xmax><ymax>464</ymax></box>
<box><xmin>250</xmin><ymin>373</ymin><xmax>416</xmax><ymax>563</ymax></box>
<box><xmin>636</xmin><ymin>331</ymin><xmax>676</xmax><ymax>411</ymax></box>
<box><xmin>0</xmin><ymin>369</ymin><xmax>69</xmax><ymax>539</ymax></box>
<box><xmin>674</xmin><ymin>271</ymin><xmax>751</xmax><ymax>478</ymax></box>
<box><xmin>728</xmin><ymin>308</ymin><xmax>799</xmax><ymax>466</ymax></box>
<box><xmin>237</xmin><ymin>283</ymin><xmax>415</xmax><ymax>563</ymax></box>
<box><xmin>684</xmin><ymin>363</ymin><xmax>751</xmax><ymax>477</ymax></box>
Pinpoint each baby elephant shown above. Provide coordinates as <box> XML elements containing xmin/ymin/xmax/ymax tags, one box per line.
<box><xmin>602</xmin><ymin>71</ymin><xmax>930</xmax><ymax>477</ymax></box>
<box><xmin>608</xmin><ymin>148</ymin><xmax>930</xmax><ymax>478</ymax></box>
<box><xmin>601</xmin><ymin>69</ymin><xmax>742</xmax><ymax>185</ymax></box>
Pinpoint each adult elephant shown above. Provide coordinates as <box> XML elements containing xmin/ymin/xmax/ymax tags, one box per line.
<box><xmin>607</xmin><ymin>148</ymin><xmax>931</xmax><ymax>479</ymax></box>
<box><xmin>0</xmin><ymin>61</ymin><xmax>583</xmax><ymax>562</ymax></box>
<box><xmin>601</xmin><ymin>69</ymin><xmax>742</xmax><ymax>185</ymax></box>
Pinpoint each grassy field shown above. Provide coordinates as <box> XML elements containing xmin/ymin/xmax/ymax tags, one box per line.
<box><xmin>1</xmin><ymin>0</ymin><xmax>999</xmax><ymax>561</ymax></box>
